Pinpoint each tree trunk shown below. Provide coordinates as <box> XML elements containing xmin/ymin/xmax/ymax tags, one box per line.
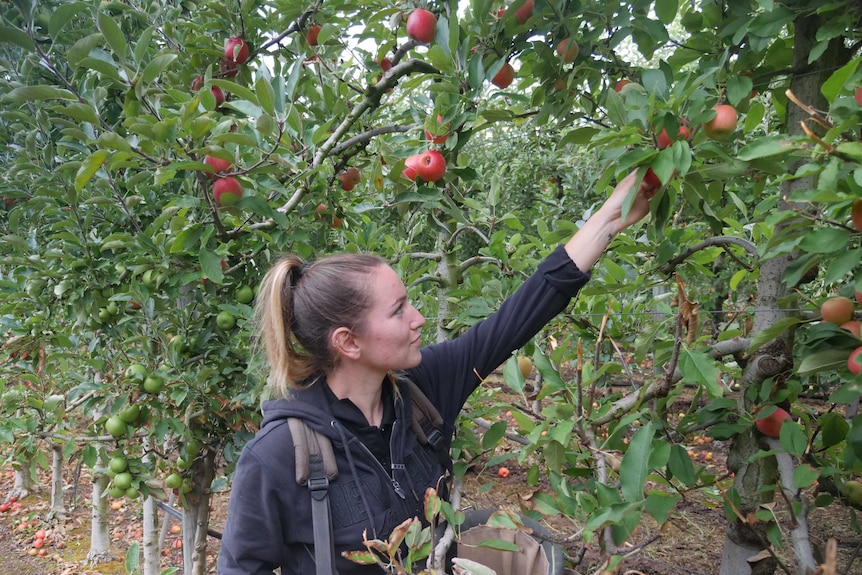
<box><xmin>719</xmin><ymin>12</ymin><xmax>852</xmax><ymax>575</ymax></box>
<box><xmin>49</xmin><ymin>445</ymin><xmax>66</xmax><ymax>519</ymax></box>
<box><xmin>87</xmin><ymin>474</ymin><xmax>113</xmax><ymax>564</ymax></box>
<box><xmin>186</xmin><ymin>449</ymin><xmax>217</xmax><ymax>575</ymax></box>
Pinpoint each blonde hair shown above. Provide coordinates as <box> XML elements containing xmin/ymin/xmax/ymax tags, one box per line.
<box><xmin>255</xmin><ymin>253</ymin><xmax>388</xmax><ymax>398</ymax></box>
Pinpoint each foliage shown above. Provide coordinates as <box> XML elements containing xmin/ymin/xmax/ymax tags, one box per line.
<box><xmin>1</xmin><ymin>0</ymin><xmax>862</xmax><ymax>572</ymax></box>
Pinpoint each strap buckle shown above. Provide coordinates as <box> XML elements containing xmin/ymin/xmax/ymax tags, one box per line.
<box><xmin>307</xmin><ymin>475</ymin><xmax>330</xmax><ymax>500</ymax></box>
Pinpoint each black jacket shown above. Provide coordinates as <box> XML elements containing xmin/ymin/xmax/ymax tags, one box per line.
<box><xmin>216</xmin><ymin>245</ymin><xmax>590</xmax><ymax>574</ymax></box>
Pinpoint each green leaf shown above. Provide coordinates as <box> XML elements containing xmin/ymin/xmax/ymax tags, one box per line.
<box><xmin>654</xmin><ymin>0</ymin><xmax>678</xmax><ymax>24</ymax></box>
<box><xmin>619</xmin><ymin>423</ymin><xmax>654</xmax><ymax>503</ymax></box>
<box><xmin>822</xmin><ymin>59</ymin><xmax>859</xmax><ymax>103</ymax></box>
<box><xmin>199</xmin><ymin>249</ymin><xmax>224</xmax><ymax>284</ymax></box>
<box><xmin>726</xmin><ymin>75</ymin><xmax>753</xmax><ymax>107</ymax></box>
<box><xmin>142</xmin><ymin>54</ymin><xmax>178</xmax><ymax>84</ymax></box>
<box><xmin>830</xmin><ymin>381</ymin><xmax>862</xmax><ymax>404</ymax></box>
<box><xmin>668</xmin><ymin>444</ymin><xmax>696</xmax><ymax>486</ymax></box>
<box><xmin>799</xmin><ymin>227</ymin><xmax>850</xmax><ymax>254</ymax></box>
<box><xmin>2</xmin><ymin>86</ymin><xmax>76</xmax><ymax>102</ymax></box>
<box><xmin>481</xmin><ymin>420</ymin><xmax>507</xmax><ymax>450</ymax></box>
<box><xmin>255</xmin><ymin>75</ymin><xmax>275</xmax><ymax>116</ymax></box>
<box><xmin>644</xmin><ymin>491</ymin><xmax>680</xmax><ymax>524</ymax></box>
<box><xmin>836</xmin><ymin>142</ymin><xmax>862</xmax><ymax>162</ymax></box>
<box><xmin>748</xmin><ymin>317</ymin><xmax>802</xmax><ymax>355</ymax></box>
<box><xmin>75</xmin><ymin>149</ymin><xmax>111</xmax><ymax>192</ymax></box>
<box><xmin>819</xmin><ymin>412</ymin><xmax>849</xmax><ymax>448</ymax></box>
<box><xmin>49</xmin><ymin>2</ymin><xmax>87</xmax><ymax>38</ymax></box>
<box><xmin>679</xmin><ymin>349</ymin><xmax>722</xmax><ymax>399</ymax></box>
<box><xmin>97</xmin><ymin>11</ymin><xmax>127</xmax><ymax>58</ymax></box>
<box><xmin>793</xmin><ymin>464</ymin><xmax>819</xmax><ymax>489</ymax></box>
<box><xmin>737</xmin><ymin>135</ymin><xmax>799</xmax><ymax>161</ymax></box>
<box><xmin>796</xmin><ymin>348</ymin><xmax>850</xmax><ymax>376</ymax></box>
<box><xmin>0</xmin><ymin>26</ymin><xmax>34</xmax><ymax>51</ymax></box>
<box><xmin>779</xmin><ymin>420</ymin><xmax>806</xmax><ymax>457</ymax></box>
<box><xmin>67</xmin><ymin>33</ymin><xmax>103</xmax><ymax>67</ymax></box>
<box><xmin>212</xmin><ymin>79</ymin><xmax>258</xmax><ymax>106</ymax></box>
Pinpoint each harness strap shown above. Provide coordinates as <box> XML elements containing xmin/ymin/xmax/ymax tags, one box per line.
<box><xmin>288</xmin><ymin>418</ymin><xmax>339</xmax><ymax>575</ymax></box>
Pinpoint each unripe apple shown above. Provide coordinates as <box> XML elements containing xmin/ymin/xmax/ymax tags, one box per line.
<box><xmin>849</xmin><ymin>346</ymin><xmax>862</xmax><ymax>375</ymax></box>
<box><xmin>224</xmin><ymin>37</ymin><xmax>250</xmax><ymax>65</ymax></box>
<box><xmin>416</xmin><ymin>150</ymin><xmax>446</xmax><ymax>183</ymax></box>
<box><xmin>821</xmin><ymin>296</ymin><xmax>854</xmax><ymax>325</ymax></box>
<box><xmin>754</xmin><ymin>406</ymin><xmax>790</xmax><ymax>438</ymax></box>
<box><xmin>338</xmin><ymin>167</ymin><xmax>362</xmax><ymax>191</ymax></box>
<box><xmin>703</xmin><ymin>104</ymin><xmax>738</xmax><ymax>141</ymax></box>
<box><xmin>556</xmin><ymin>38</ymin><xmax>579</xmax><ymax>63</ymax></box>
<box><xmin>203</xmin><ymin>155</ymin><xmax>232</xmax><ymax>177</ymax></box>
<box><xmin>491</xmin><ymin>62</ymin><xmax>515</xmax><ymax>89</ymax></box>
<box><xmin>306</xmin><ymin>25</ymin><xmax>321</xmax><ymax>46</ymax></box>
<box><xmin>213</xmin><ymin>177</ymin><xmax>243</xmax><ymax>207</ymax></box>
<box><xmin>517</xmin><ymin>356</ymin><xmax>532</xmax><ymax>378</ymax></box>
<box><xmin>842</xmin><ymin>479</ymin><xmax>862</xmax><ymax>504</ymax></box>
<box><xmin>406</xmin><ymin>8</ymin><xmax>437</xmax><ymax>44</ymax></box>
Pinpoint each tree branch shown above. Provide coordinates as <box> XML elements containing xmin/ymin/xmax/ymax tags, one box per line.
<box><xmin>658</xmin><ymin>236</ymin><xmax>758</xmax><ymax>276</ymax></box>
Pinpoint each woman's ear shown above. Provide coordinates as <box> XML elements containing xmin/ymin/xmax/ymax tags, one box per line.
<box><xmin>331</xmin><ymin>326</ymin><xmax>360</xmax><ymax>360</ymax></box>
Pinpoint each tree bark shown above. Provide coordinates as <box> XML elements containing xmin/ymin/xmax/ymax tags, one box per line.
<box><xmin>719</xmin><ymin>11</ymin><xmax>852</xmax><ymax>575</ymax></box>
<box><xmin>50</xmin><ymin>445</ymin><xmax>66</xmax><ymax>519</ymax></box>
<box><xmin>87</xmin><ymin>474</ymin><xmax>113</xmax><ymax>564</ymax></box>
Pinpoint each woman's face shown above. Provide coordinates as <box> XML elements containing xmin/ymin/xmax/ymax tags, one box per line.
<box><xmin>352</xmin><ymin>265</ymin><xmax>426</xmax><ymax>373</ymax></box>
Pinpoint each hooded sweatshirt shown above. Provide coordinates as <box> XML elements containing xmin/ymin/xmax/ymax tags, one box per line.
<box><xmin>217</xmin><ymin>245</ymin><xmax>590</xmax><ymax>575</ymax></box>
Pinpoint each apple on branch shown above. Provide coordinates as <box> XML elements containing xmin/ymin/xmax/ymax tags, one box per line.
<box><xmin>338</xmin><ymin>167</ymin><xmax>362</xmax><ymax>191</ymax></box>
<box><xmin>306</xmin><ymin>25</ymin><xmax>322</xmax><ymax>46</ymax></box>
<box><xmin>203</xmin><ymin>155</ymin><xmax>232</xmax><ymax>177</ymax></box>
<box><xmin>406</xmin><ymin>8</ymin><xmax>437</xmax><ymax>44</ymax></box>
<box><xmin>703</xmin><ymin>104</ymin><xmax>738</xmax><ymax>141</ymax></box>
<box><xmin>656</xmin><ymin>121</ymin><xmax>692</xmax><ymax>149</ymax></box>
<box><xmin>491</xmin><ymin>62</ymin><xmax>515</xmax><ymax>89</ymax></box>
<box><xmin>556</xmin><ymin>38</ymin><xmax>579</xmax><ymax>63</ymax></box>
<box><xmin>224</xmin><ymin>37</ymin><xmax>250</xmax><ymax>65</ymax></box>
<box><xmin>213</xmin><ymin>177</ymin><xmax>243</xmax><ymax>207</ymax></box>
<box><xmin>424</xmin><ymin>114</ymin><xmax>451</xmax><ymax>144</ymax></box>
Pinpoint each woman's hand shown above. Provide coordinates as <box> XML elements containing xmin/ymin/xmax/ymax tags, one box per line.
<box><xmin>563</xmin><ymin>169</ymin><xmax>660</xmax><ymax>271</ymax></box>
<box><xmin>595</xmin><ymin>169</ymin><xmax>661</xmax><ymax>235</ymax></box>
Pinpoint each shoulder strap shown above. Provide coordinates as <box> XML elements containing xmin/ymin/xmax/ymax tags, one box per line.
<box><xmin>404</xmin><ymin>379</ymin><xmax>444</xmax><ymax>450</ymax></box>
<box><xmin>287</xmin><ymin>418</ymin><xmax>339</xmax><ymax>575</ymax></box>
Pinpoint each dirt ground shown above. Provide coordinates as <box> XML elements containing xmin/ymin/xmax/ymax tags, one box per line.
<box><xmin>0</xmin><ymin>388</ymin><xmax>860</xmax><ymax>575</ymax></box>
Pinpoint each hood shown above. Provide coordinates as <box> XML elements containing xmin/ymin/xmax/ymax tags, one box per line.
<box><xmin>260</xmin><ymin>382</ymin><xmax>338</xmax><ymax>439</ymax></box>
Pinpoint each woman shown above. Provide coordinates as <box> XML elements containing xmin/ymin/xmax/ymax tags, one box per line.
<box><xmin>217</xmin><ymin>170</ymin><xmax>659</xmax><ymax>574</ymax></box>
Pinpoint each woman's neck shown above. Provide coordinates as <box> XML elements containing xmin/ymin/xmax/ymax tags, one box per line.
<box><xmin>327</xmin><ymin>367</ymin><xmax>386</xmax><ymax>427</ymax></box>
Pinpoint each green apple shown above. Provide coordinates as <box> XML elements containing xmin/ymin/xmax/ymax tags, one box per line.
<box><xmin>216</xmin><ymin>311</ymin><xmax>236</xmax><ymax>330</ymax></box>
<box><xmin>105</xmin><ymin>416</ymin><xmax>127</xmax><ymax>438</ymax></box>
<box><xmin>143</xmin><ymin>374</ymin><xmax>165</xmax><ymax>394</ymax></box>
<box><xmin>236</xmin><ymin>284</ymin><xmax>254</xmax><ymax>304</ymax></box>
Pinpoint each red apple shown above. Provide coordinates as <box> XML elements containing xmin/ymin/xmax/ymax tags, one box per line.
<box><xmin>842</xmin><ymin>320</ymin><xmax>862</xmax><ymax>338</ymax></box>
<box><xmin>224</xmin><ymin>37</ymin><xmax>250</xmax><ymax>64</ymax></box>
<box><xmin>192</xmin><ymin>77</ymin><xmax>225</xmax><ymax>107</ymax></box>
<box><xmin>755</xmin><ymin>407</ymin><xmax>791</xmax><ymax>438</ymax></box>
<box><xmin>491</xmin><ymin>62</ymin><xmax>515</xmax><ymax>89</ymax></box>
<box><xmin>416</xmin><ymin>150</ymin><xmax>446</xmax><ymax>183</ymax></box>
<box><xmin>511</xmin><ymin>0</ymin><xmax>534</xmax><ymax>24</ymax></box>
<box><xmin>614</xmin><ymin>79</ymin><xmax>631</xmax><ymax>92</ymax></box>
<box><xmin>378</xmin><ymin>57</ymin><xmax>392</xmax><ymax>72</ymax></box>
<box><xmin>856</xmin><ymin>87</ymin><xmax>862</xmax><ymax>107</ymax></box>
<box><xmin>315</xmin><ymin>203</ymin><xmax>327</xmax><ymax>221</ymax></box>
<box><xmin>338</xmin><ymin>167</ymin><xmax>361</xmax><ymax>191</ymax></box>
<box><xmin>703</xmin><ymin>104</ymin><xmax>738</xmax><ymax>141</ymax></box>
<box><xmin>402</xmin><ymin>154</ymin><xmax>422</xmax><ymax>181</ymax></box>
<box><xmin>203</xmin><ymin>155</ymin><xmax>232</xmax><ymax>177</ymax></box>
<box><xmin>849</xmin><ymin>346</ymin><xmax>862</xmax><ymax>375</ymax></box>
<box><xmin>643</xmin><ymin>168</ymin><xmax>661</xmax><ymax>190</ymax></box>
<box><xmin>424</xmin><ymin>114</ymin><xmax>450</xmax><ymax>144</ymax></box>
<box><xmin>306</xmin><ymin>25</ymin><xmax>321</xmax><ymax>46</ymax></box>
<box><xmin>821</xmin><ymin>296</ymin><xmax>855</xmax><ymax>325</ymax></box>
<box><xmin>657</xmin><ymin>122</ymin><xmax>692</xmax><ymax>149</ymax></box>
<box><xmin>406</xmin><ymin>8</ymin><xmax>437</xmax><ymax>44</ymax></box>
<box><xmin>213</xmin><ymin>177</ymin><xmax>243</xmax><ymax>206</ymax></box>
<box><xmin>556</xmin><ymin>38</ymin><xmax>579</xmax><ymax>63</ymax></box>
<box><xmin>852</xmin><ymin>199</ymin><xmax>862</xmax><ymax>233</ymax></box>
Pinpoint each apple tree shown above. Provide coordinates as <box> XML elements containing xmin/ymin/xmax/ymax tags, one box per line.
<box><xmin>2</xmin><ymin>0</ymin><xmax>862</xmax><ymax>574</ymax></box>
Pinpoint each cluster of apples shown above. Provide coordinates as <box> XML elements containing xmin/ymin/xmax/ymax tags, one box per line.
<box><xmin>190</xmin><ymin>36</ymin><xmax>251</xmax><ymax>109</ymax></box>
<box><xmin>202</xmin><ymin>155</ymin><xmax>243</xmax><ymax>207</ymax></box>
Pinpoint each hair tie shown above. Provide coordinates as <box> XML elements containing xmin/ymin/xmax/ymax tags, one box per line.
<box><xmin>289</xmin><ymin>260</ymin><xmax>310</xmax><ymax>287</ymax></box>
